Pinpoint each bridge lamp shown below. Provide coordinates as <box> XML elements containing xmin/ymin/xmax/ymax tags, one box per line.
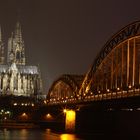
<box><xmin>117</xmin><ymin>87</ymin><xmax>120</xmax><ymax>91</ymax></box>
<box><xmin>5</xmin><ymin>111</ymin><xmax>10</xmax><ymax>114</ymax></box>
<box><xmin>13</xmin><ymin>103</ymin><xmax>17</xmax><ymax>106</ymax></box>
<box><xmin>44</xmin><ymin>100</ymin><xmax>47</xmax><ymax>104</ymax></box>
<box><xmin>128</xmin><ymin>85</ymin><xmax>132</xmax><ymax>89</ymax></box>
<box><xmin>63</xmin><ymin>109</ymin><xmax>67</xmax><ymax>113</ymax></box>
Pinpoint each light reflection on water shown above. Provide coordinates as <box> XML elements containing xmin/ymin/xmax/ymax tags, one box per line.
<box><xmin>0</xmin><ymin>129</ymin><xmax>82</xmax><ymax>140</ymax></box>
<box><xmin>60</xmin><ymin>134</ymin><xmax>78</xmax><ymax>140</ymax></box>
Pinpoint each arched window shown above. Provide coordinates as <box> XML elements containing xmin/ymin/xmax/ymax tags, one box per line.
<box><xmin>16</xmin><ymin>51</ymin><xmax>20</xmax><ymax>60</ymax></box>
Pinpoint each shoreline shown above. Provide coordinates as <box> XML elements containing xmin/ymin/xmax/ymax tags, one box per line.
<box><xmin>0</xmin><ymin>121</ymin><xmax>39</xmax><ymax>129</ymax></box>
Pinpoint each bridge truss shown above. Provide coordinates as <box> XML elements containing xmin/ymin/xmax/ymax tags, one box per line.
<box><xmin>47</xmin><ymin>21</ymin><xmax>140</xmax><ymax>104</ymax></box>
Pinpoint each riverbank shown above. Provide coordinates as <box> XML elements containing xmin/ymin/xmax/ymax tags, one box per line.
<box><xmin>0</xmin><ymin>121</ymin><xmax>39</xmax><ymax>129</ymax></box>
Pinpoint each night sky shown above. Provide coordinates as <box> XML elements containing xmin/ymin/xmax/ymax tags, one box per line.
<box><xmin>0</xmin><ymin>0</ymin><xmax>140</xmax><ymax>94</ymax></box>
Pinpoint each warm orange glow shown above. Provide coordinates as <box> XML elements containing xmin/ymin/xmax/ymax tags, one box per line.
<box><xmin>65</xmin><ymin>110</ymin><xmax>76</xmax><ymax>132</ymax></box>
<box><xmin>63</xmin><ymin>109</ymin><xmax>67</xmax><ymax>113</ymax></box>
<box><xmin>86</xmin><ymin>86</ymin><xmax>90</xmax><ymax>93</ymax></box>
<box><xmin>22</xmin><ymin>113</ymin><xmax>27</xmax><ymax>116</ymax></box>
<box><xmin>20</xmin><ymin>112</ymin><xmax>28</xmax><ymax>120</ymax></box>
<box><xmin>60</xmin><ymin>134</ymin><xmax>76</xmax><ymax>140</ymax></box>
<box><xmin>46</xmin><ymin>113</ymin><xmax>52</xmax><ymax>120</ymax></box>
<box><xmin>66</xmin><ymin>110</ymin><xmax>75</xmax><ymax>122</ymax></box>
<box><xmin>117</xmin><ymin>87</ymin><xmax>120</xmax><ymax>90</ymax></box>
<box><xmin>13</xmin><ymin>103</ymin><xmax>17</xmax><ymax>106</ymax></box>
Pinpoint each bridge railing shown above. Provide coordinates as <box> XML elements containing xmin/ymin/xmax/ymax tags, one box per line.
<box><xmin>47</xmin><ymin>88</ymin><xmax>140</xmax><ymax>105</ymax></box>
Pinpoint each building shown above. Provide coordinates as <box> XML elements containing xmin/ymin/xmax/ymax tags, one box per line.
<box><xmin>0</xmin><ymin>22</ymin><xmax>42</xmax><ymax>97</ymax></box>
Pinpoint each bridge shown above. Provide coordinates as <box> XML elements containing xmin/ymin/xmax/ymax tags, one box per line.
<box><xmin>45</xmin><ymin>21</ymin><xmax>140</xmax><ymax>134</ymax></box>
<box><xmin>0</xmin><ymin>21</ymin><xmax>140</xmax><ymax>136</ymax></box>
<box><xmin>47</xmin><ymin>21</ymin><xmax>140</xmax><ymax>105</ymax></box>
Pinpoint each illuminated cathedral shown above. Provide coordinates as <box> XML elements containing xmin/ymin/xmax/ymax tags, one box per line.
<box><xmin>0</xmin><ymin>22</ymin><xmax>42</xmax><ymax>96</ymax></box>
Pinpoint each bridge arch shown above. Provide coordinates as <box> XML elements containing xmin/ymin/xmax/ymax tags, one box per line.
<box><xmin>80</xmin><ymin>21</ymin><xmax>140</xmax><ymax>97</ymax></box>
<box><xmin>47</xmin><ymin>75</ymin><xmax>84</xmax><ymax>103</ymax></box>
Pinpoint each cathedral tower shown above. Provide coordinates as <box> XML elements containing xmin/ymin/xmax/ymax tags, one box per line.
<box><xmin>0</xmin><ymin>26</ymin><xmax>5</xmax><ymax>64</ymax></box>
<box><xmin>0</xmin><ymin>21</ymin><xmax>42</xmax><ymax>97</ymax></box>
<box><xmin>7</xmin><ymin>22</ymin><xmax>25</xmax><ymax>65</ymax></box>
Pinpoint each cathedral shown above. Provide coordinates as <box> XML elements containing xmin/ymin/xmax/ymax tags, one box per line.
<box><xmin>0</xmin><ymin>22</ymin><xmax>42</xmax><ymax>97</ymax></box>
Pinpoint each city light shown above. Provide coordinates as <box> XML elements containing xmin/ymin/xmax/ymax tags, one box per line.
<box><xmin>20</xmin><ymin>112</ymin><xmax>28</xmax><ymax>120</ymax></box>
<box><xmin>63</xmin><ymin>109</ymin><xmax>67</xmax><ymax>113</ymax></box>
<box><xmin>45</xmin><ymin>113</ymin><xmax>53</xmax><ymax>120</ymax></box>
<box><xmin>0</xmin><ymin>109</ymin><xmax>11</xmax><ymax>120</ymax></box>
<box><xmin>117</xmin><ymin>87</ymin><xmax>120</xmax><ymax>90</ymax></box>
<box><xmin>22</xmin><ymin>113</ymin><xmax>27</xmax><ymax>117</ymax></box>
<box><xmin>44</xmin><ymin>100</ymin><xmax>47</xmax><ymax>104</ymax></box>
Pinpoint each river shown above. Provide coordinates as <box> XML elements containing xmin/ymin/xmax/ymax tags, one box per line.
<box><xmin>0</xmin><ymin>129</ymin><xmax>84</xmax><ymax>140</ymax></box>
<box><xmin>0</xmin><ymin>128</ymin><xmax>136</xmax><ymax>140</ymax></box>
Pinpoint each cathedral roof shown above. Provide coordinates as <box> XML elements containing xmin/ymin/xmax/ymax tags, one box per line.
<box><xmin>0</xmin><ymin>64</ymin><xmax>39</xmax><ymax>74</ymax></box>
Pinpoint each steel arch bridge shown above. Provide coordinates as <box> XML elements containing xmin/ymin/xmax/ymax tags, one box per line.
<box><xmin>47</xmin><ymin>74</ymin><xmax>84</xmax><ymax>104</ymax></box>
<box><xmin>47</xmin><ymin>21</ymin><xmax>140</xmax><ymax>104</ymax></box>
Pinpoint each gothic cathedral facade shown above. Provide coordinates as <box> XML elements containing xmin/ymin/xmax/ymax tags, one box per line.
<box><xmin>0</xmin><ymin>22</ymin><xmax>42</xmax><ymax>96</ymax></box>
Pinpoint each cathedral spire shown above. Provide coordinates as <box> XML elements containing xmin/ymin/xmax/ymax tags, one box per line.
<box><xmin>15</xmin><ymin>21</ymin><xmax>22</xmax><ymax>42</ymax></box>
<box><xmin>7</xmin><ymin>22</ymin><xmax>26</xmax><ymax>65</ymax></box>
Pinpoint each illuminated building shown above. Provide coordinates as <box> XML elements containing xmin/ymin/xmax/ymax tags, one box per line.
<box><xmin>0</xmin><ymin>22</ymin><xmax>42</xmax><ymax>96</ymax></box>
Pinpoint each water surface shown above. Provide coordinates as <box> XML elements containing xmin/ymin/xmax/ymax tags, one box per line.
<box><xmin>0</xmin><ymin>129</ymin><xmax>82</xmax><ymax>140</ymax></box>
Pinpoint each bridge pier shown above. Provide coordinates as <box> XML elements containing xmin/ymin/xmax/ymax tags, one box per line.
<box><xmin>64</xmin><ymin>109</ymin><xmax>76</xmax><ymax>132</ymax></box>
